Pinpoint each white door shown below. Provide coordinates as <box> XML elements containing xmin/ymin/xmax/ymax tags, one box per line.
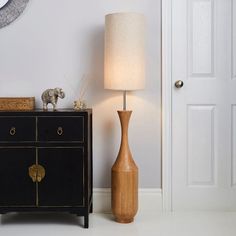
<box><xmin>172</xmin><ymin>0</ymin><xmax>236</xmax><ymax>210</ymax></box>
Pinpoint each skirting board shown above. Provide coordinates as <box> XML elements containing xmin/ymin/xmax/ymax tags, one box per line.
<box><xmin>93</xmin><ymin>188</ymin><xmax>162</xmax><ymax>213</ymax></box>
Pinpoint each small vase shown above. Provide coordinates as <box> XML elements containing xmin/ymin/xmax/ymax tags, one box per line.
<box><xmin>111</xmin><ymin>110</ymin><xmax>138</xmax><ymax>223</ymax></box>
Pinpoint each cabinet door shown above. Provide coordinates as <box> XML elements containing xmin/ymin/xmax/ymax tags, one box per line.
<box><xmin>38</xmin><ymin>148</ymin><xmax>84</xmax><ymax>206</ymax></box>
<box><xmin>0</xmin><ymin>148</ymin><xmax>36</xmax><ymax>206</ymax></box>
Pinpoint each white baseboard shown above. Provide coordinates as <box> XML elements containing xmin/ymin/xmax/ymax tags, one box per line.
<box><xmin>93</xmin><ymin>188</ymin><xmax>162</xmax><ymax>213</ymax></box>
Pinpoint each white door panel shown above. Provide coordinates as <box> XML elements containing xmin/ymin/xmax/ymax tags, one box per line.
<box><xmin>172</xmin><ymin>0</ymin><xmax>236</xmax><ymax>210</ymax></box>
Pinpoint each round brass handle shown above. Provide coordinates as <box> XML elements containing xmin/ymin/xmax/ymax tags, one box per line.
<box><xmin>175</xmin><ymin>80</ymin><xmax>184</xmax><ymax>88</ymax></box>
<box><xmin>10</xmin><ymin>127</ymin><xmax>16</xmax><ymax>136</ymax></box>
<box><xmin>57</xmin><ymin>127</ymin><xmax>63</xmax><ymax>136</ymax></box>
<box><xmin>29</xmin><ymin>164</ymin><xmax>37</xmax><ymax>182</ymax></box>
<box><xmin>36</xmin><ymin>165</ymin><xmax>45</xmax><ymax>182</ymax></box>
<box><xmin>29</xmin><ymin>164</ymin><xmax>45</xmax><ymax>183</ymax></box>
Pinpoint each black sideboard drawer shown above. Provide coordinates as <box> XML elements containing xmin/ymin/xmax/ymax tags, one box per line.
<box><xmin>0</xmin><ymin>117</ymin><xmax>36</xmax><ymax>142</ymax></box>
<box><xmin>37</xmin><ymin>117</ymin><xmax>84</xmax><ymax>142</ymax></box>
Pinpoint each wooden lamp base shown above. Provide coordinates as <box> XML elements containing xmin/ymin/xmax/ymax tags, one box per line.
<box><xmin>111</xmin><ymin>110</ymin><xmax>138</xmax><ymax>223</ymax></box>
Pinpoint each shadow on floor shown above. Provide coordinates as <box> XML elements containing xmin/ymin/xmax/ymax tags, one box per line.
<box><xmin>98</xmin><ymin>213</ymin><xmax>115</xmax><ymax>222</ymax></box>
<box><xmin>0</xmin><ymin>212</ymin><xmax>84</xmax><ymax>227</ymax></box>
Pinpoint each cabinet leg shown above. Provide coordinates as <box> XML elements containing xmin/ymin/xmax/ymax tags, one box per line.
<box><xmin>84</xmin><ymin>214</ymin><xmax>89</xmax><ymax>228</ymax></box>
<box><xmin>90</xmin><ymin>203</ymin><xmax>93</xmax><ymax>213</ymax></box>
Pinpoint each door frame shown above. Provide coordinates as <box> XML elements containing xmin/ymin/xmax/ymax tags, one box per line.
<box><xmin>161</xmin><ymin>0</ymin><xmax>173</xmax><ymax>211</ymax></box>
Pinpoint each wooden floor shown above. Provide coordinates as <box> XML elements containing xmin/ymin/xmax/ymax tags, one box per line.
<box><xmin>0</xmin><ymin>211</ymin><xmax>236</xmax><ymax>236</ymax></box>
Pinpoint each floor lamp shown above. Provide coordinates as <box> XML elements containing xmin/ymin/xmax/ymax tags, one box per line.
<box><xmin>104</xmin><ymin>12</ymin><xmax>146</xmax><ymax>223</ymax></box>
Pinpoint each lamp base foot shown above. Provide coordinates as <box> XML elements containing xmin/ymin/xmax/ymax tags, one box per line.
<box><xmin>116</xmin><ymin>218</ymin><xmax>134</xmax><ymax>224</ymax></box>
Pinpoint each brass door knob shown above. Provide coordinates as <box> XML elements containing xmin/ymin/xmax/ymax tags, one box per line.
<box><xmin>29</xmin><ymin>164</ymin><xmax>45</xmax><ymax>183</ymax></box>
<box><xmin>175</xmin><ymin>80</ymin><xmax>184</xmax><ymax>88</ymax></box>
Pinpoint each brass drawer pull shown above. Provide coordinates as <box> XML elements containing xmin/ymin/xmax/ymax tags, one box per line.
<box><xmin>9</xmin><ymin>127</ymin><xmax>16</xmax><ymax>136</ymax></box>
<box><xmin>57</xmin><ymin>127</ymin><xmax>63</xmax><ymax>136</ymax></box>
<box><xmin>29</xmin><ymin>164</ymin><xmax>45</xmax><ymax>183</ymax></box>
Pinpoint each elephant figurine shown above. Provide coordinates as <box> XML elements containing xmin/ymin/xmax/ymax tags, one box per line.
<box><xmin>41</xmin><ymin>88</ymin><xmax>65</xmax><ymax>111</ymax></box>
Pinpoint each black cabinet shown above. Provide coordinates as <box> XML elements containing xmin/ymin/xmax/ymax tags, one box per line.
<box><xmin>0</xmin><ymin>110</ymin><xmax>93</xmax><ymax>228</ymax></box>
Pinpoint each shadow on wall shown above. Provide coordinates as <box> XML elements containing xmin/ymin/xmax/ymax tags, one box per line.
<box><xmin>85</xmin><ymin>26</ymin><xmax>106</xmax><ymax>105</ymax></box>
<box><xmin>101</xmin><ymin>119</ymin><xmax>117</xmax><ymax>186</ymax></box>
<box><xmin>84</xmin><ymin>25</ymin><xmax>117</xmax><ymax>187</ymax></box>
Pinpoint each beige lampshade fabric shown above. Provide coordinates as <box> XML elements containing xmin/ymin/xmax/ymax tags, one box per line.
<box><xmin>104</xmin><ymin>13</ymin><xmax>146</xmax><ymax>91</ymax></box>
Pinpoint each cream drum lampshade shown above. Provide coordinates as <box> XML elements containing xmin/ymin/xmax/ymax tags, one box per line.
<box><xmin>104</xmin><ymin>13</ymin><xmax>146</xmax><ymax>91</ymax></box>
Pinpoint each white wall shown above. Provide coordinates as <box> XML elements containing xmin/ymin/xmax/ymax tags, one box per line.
<box><xmin>0</xmin><ymin>0</ymin><xmax>161</xmax><ymax>188</ymax></box>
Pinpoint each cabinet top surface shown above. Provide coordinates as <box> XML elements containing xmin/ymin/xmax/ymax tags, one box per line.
<box><xmin>0</xmin><ymin>109</ymin><xmax>92</xmax><ymax>116</ymax></box>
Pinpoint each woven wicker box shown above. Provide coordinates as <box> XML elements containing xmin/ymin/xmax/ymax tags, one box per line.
<box><xmin>0</xmin><ymin>97</ymin><xmax>35</xmax><ymax>111</ymax></box>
